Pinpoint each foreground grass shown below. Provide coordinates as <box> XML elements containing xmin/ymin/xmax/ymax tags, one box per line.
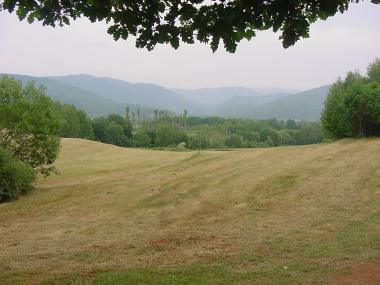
<box><xmin>0</xmin><ymin>138</ymin><xmax>379</xmax><ymax>284</ymax></box>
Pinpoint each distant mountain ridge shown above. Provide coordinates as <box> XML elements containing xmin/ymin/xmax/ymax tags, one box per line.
<box><xmin>50</xmin><ymin>74</ymin><xmax>204</xmax><ymax>114</ymax></box>
<box><xmin>2</xmin><ymin>73</ymin><xmax>330</xmax><ymax>121</ymax></box>
<box><xmin>2</xmin><ymin>74</ymin><xmax>130</xmax><ymax>116</ymax></box>
<box><xmin>175</xmin><ymin>87</ymin><xmax>264</xmax><ymax>108</ymax></box>
<box><xmin>215</xmin><ymin>85</ymin><xmax>330</xmax><ymax>120</ymax></box>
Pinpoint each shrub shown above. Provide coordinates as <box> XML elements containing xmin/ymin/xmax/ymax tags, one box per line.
<box><xmin>187</xmin><ymin>134</ymin><xmax>210</xmax><ymax>149</ymax></box>
<box><xmin>155</xmin><ymin>125</ymin><xmax>188</xmax><ymax>147</ymax></box>
<box><xmin>176</xmin><ymin>142</ymin><xmax>188</xmax><ymax>151</ymax></box>
<box><xmin>0</xmin><ymin>147</ymin><xmax>36</xmax><ymax>202</ymax></box>
<box><xmin>225</xmin><ymin>134</ymin><xmax>243</xmax><ymax>148</ymax></box>
<box><xmin>259</xmin><ymin>127</ymin><xmax>281</xmax><ymax>146</ymax></box>
<box><xmin>134</xmin><ymin>131</ymin><xmax>152</xmax><ymax>147</ymax></box>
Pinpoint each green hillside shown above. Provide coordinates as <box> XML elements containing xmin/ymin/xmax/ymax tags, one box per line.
<box><xmin>0</xmin><ymin>138</ymin><xmax>379</xmax><ymax>284</ymax></box>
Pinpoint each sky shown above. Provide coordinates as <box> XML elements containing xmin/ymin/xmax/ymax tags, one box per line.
<box><xmin>0</xmin><ymin>1</ymin><xmax>379</xmax><ymax>91</ymax></box>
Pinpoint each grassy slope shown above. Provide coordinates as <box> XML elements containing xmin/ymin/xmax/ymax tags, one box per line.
<box><xmin>0</xmin><ymin>139</ymin><xmax>379</xmax><ymax>284</ymax></box>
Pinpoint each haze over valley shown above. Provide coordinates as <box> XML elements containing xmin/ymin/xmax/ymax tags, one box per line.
<box><xmin>4</xmin><ymin>73</ymin><xmax>330</xmax><ymax>121</ymax></box>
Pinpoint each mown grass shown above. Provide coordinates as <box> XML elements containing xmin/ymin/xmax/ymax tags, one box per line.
<box><xmin>0</xmin><ymin>138</ymin><xmax>379</xmax><ymax>284</ymax></box>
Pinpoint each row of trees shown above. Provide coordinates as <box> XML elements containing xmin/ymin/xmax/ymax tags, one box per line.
<box><xmin>55</xmin><ymin>103</ymin><xmax>323</xmax><ymax>150</ymax></box>
<box><xmin>138</xmin><ymin>118</ymin><xmax>322</xmax><ymax>149</ymax></box>
<box><xmin>322</xmin><ymin>59</ymin><xmax>380</xmax><ymax>138</ymax></box>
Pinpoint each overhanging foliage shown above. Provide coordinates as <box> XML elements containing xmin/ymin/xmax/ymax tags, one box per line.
<box><xmin>2</xmin><ymin>0</ymin><xmax>379</xmax><ymax>52</ymax></box>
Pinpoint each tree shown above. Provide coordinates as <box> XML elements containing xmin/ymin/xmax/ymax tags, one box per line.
<box><xmin>92</xmin><ymin>114</ymin><xmax>132</xmax><ymax>146</ymax></box>
<box><xmin>321</xmin><ymin>82</ymin><xmax>352</xmax><ymax>138</ymax></box>
<box><xmin>368</xmin><ymin>58</ymin><xmax>380</xmax><ymax>83</ymax></box>
<box><xmin>134</xmin><ymin>131</ymin><xmax>151</xmax><ymax>147</ymax></box>
<box><xmin>3</xmin><ymin>1</ymin><xmax>378</xmax><ymax>53</ymax></box>
<box><xmin>105</xmin><ymin>121</ymin><xmax>128</xmax><ymax>146</ymax></box>
<box><xmin>183</xmin><ymin>109</ymin><xmax>188</xmax><ymax>129</ymax></box>
<box><xmin>77</xmin><ymin>109</ymin><xmax>94</xmax><ymax>139</ymax></box>
<box><xmin>136</xmin><ymin>108</ymin><xmax>141</xmax><ymax>128</ymax></box>
<box><xmin>225</xmin><ymin>134</ymin><xmax>243</xmax><ymax>148</ymax></box>
<box><xmin>259</xmin><ymin>127</ymin><xmax>281</xmax><ymax>146</ymax></box>
<box><xmin>125</xmin><ymin>105</ymin><xmax>130</xmax><ymax>120</ymax></box>
<box><xmin>187</xmin><ymin>133</ymin><xmax>210</xmax><ymax>150</ymax></box>
<box><xmin>92</xmin><ymin>117</ymin><xmax>108</xmax><ymax>142</ymax></box>
<box><xmin>155</xmin><ymin>125</ymin><xmax>187</xmax><ymax>147</ymax></box>
<box><xmin>0</xmin><ymin>76</ymin><xmax>63</xmax><ymax>176</ymax></box>
<box><xmin>55</xmin><ymin>103</ymin><xmax>94</xmax><ymax>139</ymax></box>
<box><xmin>286</xmin><ymin>119</ymin><xmax>298</xmax><ymax>130</ymax></box>
<box><xmin>296</xmin><ymin>122</ymin><xmax>323</xmax><ymax>144</ymax></box>
<box><xmin>56</xmin><ymin>103</ymin><xmax>81</xmax><ymax>138</ymax></box>
<box><xmin>322</xmin><ymin>60</ymin><xmax>380</xmax><ymax>138</ymax></box>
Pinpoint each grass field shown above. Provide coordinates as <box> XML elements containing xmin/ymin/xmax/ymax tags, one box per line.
<box><xmin>0</xmin><ymin>138</ymin><xmax>379</xmax><ymax>284</ymax></box>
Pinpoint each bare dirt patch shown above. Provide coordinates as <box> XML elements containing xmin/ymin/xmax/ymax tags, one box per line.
<box><xmin>331</xmin><ymin>262</ymin><xmax>380</xmax><ymax>285</ymax></box>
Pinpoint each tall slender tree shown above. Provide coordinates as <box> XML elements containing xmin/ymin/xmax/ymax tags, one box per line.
<box><xmin>183</xmin><ymin>109</ymin><xmax>188</xmax><ymax>129</ymax></box>
<box><xmin>136</xmin><ymin>108</ymin><xmax>141</xmax><ymax>128</ymax></box>
<box><xmin>125</xmin><ymin>105</ymin><xmax>130</xmax><ymax>120</ymax></box>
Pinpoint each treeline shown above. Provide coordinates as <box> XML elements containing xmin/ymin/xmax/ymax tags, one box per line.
<box><xmin>55</xmin><ymin>104</ymin><xmax>323</xmax><ymax>150</ymax></box>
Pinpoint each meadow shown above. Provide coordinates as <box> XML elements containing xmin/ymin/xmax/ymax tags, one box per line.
<box><xmin>0</xmin><ymin>138</ymin><xmax>379</xmax><ymax>284</ymax></box>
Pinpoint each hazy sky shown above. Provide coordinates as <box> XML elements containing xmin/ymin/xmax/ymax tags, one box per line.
<box><xmin>1</xmin><ymin>1</ymin><xmax>379</xmax><ymax>91</ymax></box>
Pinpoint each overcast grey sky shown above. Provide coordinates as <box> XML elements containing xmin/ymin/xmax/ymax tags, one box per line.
<box><xmin>1</xmin><ymin>1</ymin><xmax>379</xmax><ymax>91</ymax></box>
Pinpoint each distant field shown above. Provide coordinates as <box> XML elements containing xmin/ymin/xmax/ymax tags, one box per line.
<box><xmin>0</xmin><ymin>138</ymin><xmax>379</xmax><ymax>284</ymax></box>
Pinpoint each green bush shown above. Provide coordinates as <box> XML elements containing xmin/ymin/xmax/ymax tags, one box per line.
<box><xmin>176</xmin><ymin>142</ymin><xmax>188</xmax><ymax>151</ymax></box>
<box><xmin>225</xmin><ymin>134</ymin><xmax>243</xmax><ymax>148</ymax></box>
<box><xmin>187</xmin><ymin>134</ymin><xmax>210</xmax><ymax>149</ymax></box>
<box><xmin>134</xmin><ymin>131</ymin><xmax>152</xmax><ymax>147</ymax></box>
<box><xmin>0</xmin><ymin>147</ymin><xmax>36</xmax><ymax>202</ymax></box>
<box><xmin>155</xmin><ymin>125</ymin><xmax>188</xmax><ymax>147</ymax></box>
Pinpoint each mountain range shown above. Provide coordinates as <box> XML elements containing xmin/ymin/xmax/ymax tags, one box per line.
<box><xmin>2</xmin><ymin>73</ymin><xmax>330</xmax><ymax>121</ymax></box>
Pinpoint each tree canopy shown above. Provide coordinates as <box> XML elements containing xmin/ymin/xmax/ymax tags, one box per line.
<box><xmin>321</xmin><ymin>59</ymin><xmax>380</xmax><ymax>138</ymax></box>
<box><xmin>0</xmin><ymin>76</ymin><xmax>63</xmax><ymax>176</ymax></box>
<box><xmin>2</xmin><ymin>0</ymin><xmax>379</xmax><ymax>52</ymax></box>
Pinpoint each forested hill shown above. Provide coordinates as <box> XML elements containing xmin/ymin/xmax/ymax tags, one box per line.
<box><xmin>3</xmin><ymin>73</ymin><xmax>330</xmax><ymax>121</ymax></box>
